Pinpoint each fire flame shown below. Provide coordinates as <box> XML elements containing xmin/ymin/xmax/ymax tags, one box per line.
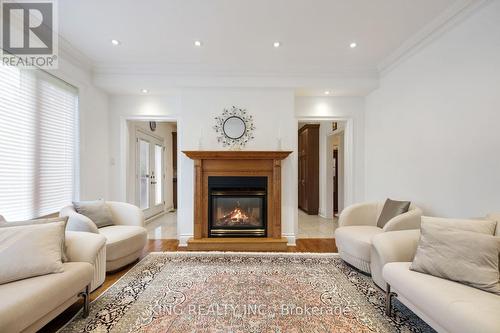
<box><xmin>221</xmin><ymin>201</ymin><xmax>249</xmax><ymax>222</ymax></box>
<box><xmin>228</xmin><ymin>207</ymin><xmax>248</xmax><ymax>221</ymax></box>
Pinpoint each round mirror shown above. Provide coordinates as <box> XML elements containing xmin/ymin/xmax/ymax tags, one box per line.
<box><xmin>223</xmin><ymin>116</ymin><xmax>246</xmax><ymax>139</ymax></box>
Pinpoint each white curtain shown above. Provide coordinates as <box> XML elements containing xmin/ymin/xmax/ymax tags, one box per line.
<box><xmin>0</xmin><ymin>66</ymin><xmax>79</xmax><ymax>221</ymax></box>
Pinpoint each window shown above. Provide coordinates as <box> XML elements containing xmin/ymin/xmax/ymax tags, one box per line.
<box><xmin>0</xmin><ymin>66</ymin><xmax>79</xmax><ymax>221</ymax></box>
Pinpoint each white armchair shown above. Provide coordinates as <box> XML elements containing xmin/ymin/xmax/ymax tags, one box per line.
<box><xmin>334</xmin><ymin>201</ymin><xmax>422</xmax><ymax>274</ymax></box>
<box><xmin>60</xmin><ymin>201</ymin><xmax>147</xmax><ymax>273</ymax></box>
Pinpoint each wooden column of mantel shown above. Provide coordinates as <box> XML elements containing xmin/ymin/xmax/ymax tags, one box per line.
<box><xmin>183</xmin><ymin>151</ymin><xmax>292</xmax><ymax>251</ymax></box>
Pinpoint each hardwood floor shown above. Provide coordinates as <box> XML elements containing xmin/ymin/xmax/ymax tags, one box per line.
<box><xmin>41</xmin><ymin>238</ymin><xmax>337</xmax><ymax>332</ymax></box>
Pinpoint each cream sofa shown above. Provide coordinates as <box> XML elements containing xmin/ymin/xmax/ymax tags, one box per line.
<box><xmin>378</xmin><ymin>223</ymin><xmax>500</xmax><ymax>333</ymax></box>
<box><xmin>0</xmin><ymin>231</ymin><xmax>105</xmax><ymax>333</ymax></box>
<box><xmin>61</xmin><ymin>201</ymin><xmax>148</xmax><ymax>272</ymax></box>
<box><xmin>334</xmin><ymin>201</ymin><xmax>422</xmax><ymax>273</ymax></box>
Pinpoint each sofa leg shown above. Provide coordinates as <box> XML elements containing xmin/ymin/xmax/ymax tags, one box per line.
<box><xmin>79</xmin><ymin>284</ymin><xmax>90</xmax><ymax>318</ymax></box>
<box><xmin>385</xmin><ymin>283</ymin><xmax>397</xmax><ymax>317</ymax></box>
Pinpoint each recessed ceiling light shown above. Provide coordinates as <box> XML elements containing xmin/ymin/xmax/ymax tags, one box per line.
<box><xmin>194</xmin><ymin>40</ymin><xmax>202</xmax><ymax>47</ymax></box>
<box><xmin>324</xmin><ymin>91</ymin><xmax>331</xmax><ymax>95</ymax></box>
<box><xmin>273</xmin><ymin>41</ymin><xmax>281</xmax><ymax>48</ymax></box>
<box><xmin>141</xmin><ymin>89</ymin><xmax>149</xmax><ymax>94</ymax></box>
<box><xmin>349</xmin><ymin>42</ymin><xmax>357</xmax><ymax>48</ymax></box>
<box><xmin>111</xmin><ymin>39</ymin><xmax>121</xmax><ymax>46</ymax></box>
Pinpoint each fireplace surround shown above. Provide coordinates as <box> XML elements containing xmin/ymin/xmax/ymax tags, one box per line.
<box><xmin>183</xmin><ymin>151</ymin><xmax>292</xmax><ymax>251</ymax></box>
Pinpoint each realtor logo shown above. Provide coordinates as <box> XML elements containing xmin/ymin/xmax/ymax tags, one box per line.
<box><xmin>1</xmin><ymin>0</ymin><xmax>58</xmax><ymax>68</ymax></box>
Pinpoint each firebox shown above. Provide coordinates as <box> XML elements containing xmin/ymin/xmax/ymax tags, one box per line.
<box><xmin>208</xmin><ymin>176</ymin><xmax>267</xmax><ymax>237</ymax></box>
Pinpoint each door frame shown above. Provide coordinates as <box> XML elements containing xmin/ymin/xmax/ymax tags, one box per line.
<box><xmin>118</xmin><ymin>115</ymin><xmax>180</xmax><ymax>220</ymax></box>
<box><xmin>333</xmin><ymin>148</ymin><xmax>339</xmax><ymax>214</ymax></box>
<box><xmin>135</xmin><ymin>128</ymin><xmax>165</xmax><ymax>218</ymax></box>
<box><xmin>296</xmin><ymin>117</ymin><xmax>355</xmax><ymax>212</ymax></box>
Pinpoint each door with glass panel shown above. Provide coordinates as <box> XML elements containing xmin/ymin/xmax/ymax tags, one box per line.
<box><xmin>136</xmin><ymin>131</ymin><xmax>165</xmax><ymax>219</ymax></box>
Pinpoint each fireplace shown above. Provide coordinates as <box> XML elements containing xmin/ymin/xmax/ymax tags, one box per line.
<box><xmin>183</xmin><ymin>151</ymin><xmax>291</xmax><ymax>251</ymax></box>
<box><xmin>208</xmin><ymin>176</ymin><xmax>267</xmax><ymax>237</ymax></box>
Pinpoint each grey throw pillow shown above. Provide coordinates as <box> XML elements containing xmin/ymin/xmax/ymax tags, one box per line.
<box><xmin>0</xmin><ymin>216</ymin><xmax>69</xmax><ymax>262</ymax></box>
<box><xmin>410</xmin><ymin>219</ymin><xmax>500</xmax><ymax>295</ymax></box>
<box><xmin>73</xmin><ymin>199</ymin><xmax>114</xmax><ymax>228</ymax></box>
<box><xmin>0</xmin><ymin>215</ymin><xmax>5</xmax><ymax>222</ymax></box>
<box><xmin>376</xmin><ymin>199</ymin><xmax>411</xmax><ymax>228</ymax></box>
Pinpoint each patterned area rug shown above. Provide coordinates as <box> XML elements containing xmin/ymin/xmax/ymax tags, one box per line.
<box><xmin>61</xmin><ymin>252</ymin><xmax>434</xmax><ymax>333</ymax></box>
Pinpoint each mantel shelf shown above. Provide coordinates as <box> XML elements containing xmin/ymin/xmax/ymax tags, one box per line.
<box><xmin>183</xmin><ymin>150</ymin><xmax>292</xmax><ymax>160</ymax></box>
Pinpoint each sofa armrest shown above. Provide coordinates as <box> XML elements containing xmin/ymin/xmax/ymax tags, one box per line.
<box><xmin>60</xmin><ymin>206</ymin><xmax>99</xmax><ymax>234</ymax></box>
<box><xmin>371</xmin><ymin>229</ymin><xmax>420</xmax><ymax>266</ymax></box>
<box><xmin>383</xmin><ymin>207</ymin><xmax>423</xmax><ymax>232</ymax></box>
<box><xmin>486</xmin><ymin>213</ymin><xmax>500</xmax><ymax>236</ymax></box>
<box><xmin>338</xmin><ymin>202</ymin><xmax>379</xmax><ymax>227</ymax></box>
<box><xmin>65</xmin><ymin>231</ymin><xmax>106</xmax><ymax>265</ymax></box>
<box><xmin>107</xmin><ymin>201</ymin><xmax>145</xmax><ymax>227</ymax></box>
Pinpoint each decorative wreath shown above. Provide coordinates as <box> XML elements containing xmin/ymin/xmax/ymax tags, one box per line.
<box><xmin>214</xmin><ymin>106</ymin><xmax>255</xmax><ymax>149</ymax></box>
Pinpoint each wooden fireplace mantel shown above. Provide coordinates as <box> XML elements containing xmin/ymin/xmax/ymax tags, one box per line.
<box><xmin>183</xmin><ymin>151</ymin><xmax>293</xmax><ymax>160</ymax></box>
<box><xmin>183</xmin><ymin>150</ymin><xmax>292</xmax><ymax>251</ymax></box>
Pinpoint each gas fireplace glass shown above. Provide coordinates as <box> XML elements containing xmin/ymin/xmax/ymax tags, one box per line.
<box><xmin>208</xmin><ymin>176</ymin><xmax>267</xmax><ymax>237</ymax></box>
<box><xmin>212</xmin><ymin>197</ymin><xmax>264</xmax><ymax>228</ymax></box>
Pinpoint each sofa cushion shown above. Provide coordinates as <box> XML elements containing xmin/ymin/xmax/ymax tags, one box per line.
<box><xmin>376</xmin><ymin>199</ymin><xmax>411</xmax><ymax>228</ymax></box>
<box><xmin>411</xmin><ymin>220</ymin><xmax>500</xmax><ymax>295</ymax></box>
<box><xmin>0</xmin><ymin>216</ymin><xmax>69</xmax><ymax>262</ymax></box>
<box><xmin>73</xmin><ymin>199</ymin><xmax>114</xmax><ymax>228</ymax></box>
<box><xmin>98</xmin><ymin>225</ymin><xmax>147</xmax><ymax>261</ymax></box>
<box><xmin>0</xmin><ymin>262</ymin><xmax>93</xmax><ymax>333</ymax></box>
<box><xmin>0</xmin><ymin>222</ymin><xmax>66</xmax><ymax>284</ymax></box>
<box><xmin>384</xmin><ymin>262</ymin><xmax>500</xmax><ymax>333</ymax></box>
<box><xmin>335</xmin><ymin>226</ymin><xmax>383</xmax><ymax>263</ymax></box>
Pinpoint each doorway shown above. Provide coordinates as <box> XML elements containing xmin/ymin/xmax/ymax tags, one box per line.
<box><xmin>136</xmin><ymin>130</ymin><xmax>165</xmax><ymax>218</ymax></box>
<box><xmin>127</xmin><ymin>120</ymin><xmax>178</xmax><ymax>240</ymax></box>
<box><xmin>297</xmin><ymin>120</ymin><xmax>346</xmax><ymax>238</ymax></box>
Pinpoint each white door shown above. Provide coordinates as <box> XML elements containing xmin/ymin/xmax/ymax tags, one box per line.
<box><xmin>136</xmin><ymin>131</ymin><xmax>165</xmax><ymax>219</ymax></box>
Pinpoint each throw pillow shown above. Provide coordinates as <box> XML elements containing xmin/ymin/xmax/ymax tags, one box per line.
<box><xmin>0</xmin><ymin>215</ymin><xmax>4</xmax><ymax>222</ymax></box>
<box><xmin>376</xmin><ymin>199</ymin><xmax>411</xmax><ymax>228</ymax></box>
<box><xmin>410</xmin><ymin>219</ymin><xmax>500</xmax><ymax>295</ymax></box>
<box><xmin>73</xmin><ymin>199</ymin><xmax>114</xmax><ymax>228</ymax></box>
<box><xmin>0</xmin><ymin>216</ymin><xmax>69</xmax><ymax>262</ymax></box>
<box><xmin>0</xmin><ymin>222</ymin><xmax>65</xmax><ymax>284</ymax></box>
<box><xmin>486</xmin><ymin>213</ymin><xmax>500</xmax><ymax>236</ymax></box>
<box><xmin>421</xmin><ymin>216</ymin><xmax>497</xmax><ymax>235</ymax></box>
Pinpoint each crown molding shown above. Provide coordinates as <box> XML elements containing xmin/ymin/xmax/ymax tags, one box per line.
<box><xmin>378</xmin><ymin>0</ymin><xmax>490</xmax><ymax>76</ymax></box>
<box><xmin>92</xmin><ymin>72</ymin><xmax>379</xmax><ymax>96</ymax></box>
<box><xmin>91</xmin><ymin>61</ymin><xmax>379</xmax><ymax>79</ymax></box>
<box><xmin>58</xmin><ymin>36</ymin><xmax>94</xmax><ymax>72</ymax></box>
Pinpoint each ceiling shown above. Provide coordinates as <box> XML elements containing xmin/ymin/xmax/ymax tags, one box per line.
<box><xmin>57</xmin><ymin>0</ymin><xmax>463</xmax><ymax>94</ymax></box>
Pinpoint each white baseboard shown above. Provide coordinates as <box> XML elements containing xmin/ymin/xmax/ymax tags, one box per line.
<box><xmin>178</xmin><ymin>234</ymin><xmax>193</xmax><ymax>246</ymax></box>
<box><xmin>282</xmin><ymin>233</ymin><xmax>296</xmax><ymax>246</ymax></box>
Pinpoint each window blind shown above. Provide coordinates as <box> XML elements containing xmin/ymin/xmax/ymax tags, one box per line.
<box><xmin>0</xmin><ymin>65</ymin><xmax>79</xmax><ymax>221</ymax></box>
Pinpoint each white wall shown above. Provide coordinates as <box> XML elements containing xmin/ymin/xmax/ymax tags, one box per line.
<box><xmin>365</xmin><ymin>1</ymin><xmax>500</xmax><ymax>217</ymax></box>
<box><xmin>108</xmin><ymin>89</ymin><xmax>297</xmax><ymax>245</ymax></box>
<box><xmin>108</xmin><ymin>94</ymin><xmax>181</xmax><ymax>202</ymax></box>
<box><xmin>49</xmin><ymin>58</ymin><xmax>110</xmax><ymax>201</ymax></box>
<box><xmin>295</xmin><ymin>97</ymin><xmax>365</xmax><ymax>206</ymax></box>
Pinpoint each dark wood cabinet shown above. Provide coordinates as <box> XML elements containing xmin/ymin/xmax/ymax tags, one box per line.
<box><xmin>298</xmin><ymin>124</ymin><xmax>319</xmax><ymax>215</ymax></box>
